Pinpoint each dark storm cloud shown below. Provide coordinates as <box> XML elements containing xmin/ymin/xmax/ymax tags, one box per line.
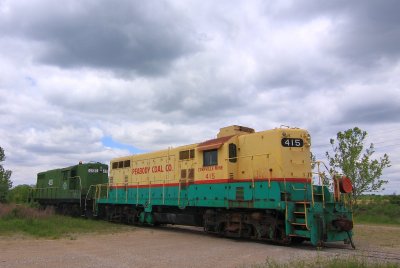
<box><xmin>274</xmin><ymin>0</ymin><xmax>400</xmax><ymax>65</ymax></box>
<box><xmin>151</xmin><ymin>88</ymin><xmax>246</xmax><ymax>119</ymax></box>
<box><xmin>340</xmin><ymin>102</ymin><xmax>400</xmax><ymax>124</ymax></box>
<box><xmin>0</xmin><ymin>1</ymin><xmax>199</xmax><ymax>75</ymax></box>
<box><xmin>255</xmin><ymin>65</ymin><xmax>337</xmax><ymax>92</ymax></box>
<box><xmin>328</xmin><ymin>1</ymin><xmax>400</xmax><ymax>65</ymax></box>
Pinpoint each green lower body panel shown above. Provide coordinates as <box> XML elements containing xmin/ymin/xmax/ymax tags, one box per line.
<box><xmin>96</xmin><ymin>181</ymin><xmax>285</xmax><ymax>209</ymax></box>
<box><xmin>95</xmin><ymin>180</ymin><xmax>354</xmax><ymax>246</ymax></box>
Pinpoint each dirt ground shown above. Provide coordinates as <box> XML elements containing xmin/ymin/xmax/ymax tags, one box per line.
<box><xmin>0</xmin><ymin>224</ymin><xmax>399</xmax><ymax>268</ymax></box>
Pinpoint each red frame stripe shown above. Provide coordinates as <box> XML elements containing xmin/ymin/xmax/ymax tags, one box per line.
<box><xmin>109</xmin><ymin>177</ymin><xmax>312</xmax><ymax>189</ymax></box>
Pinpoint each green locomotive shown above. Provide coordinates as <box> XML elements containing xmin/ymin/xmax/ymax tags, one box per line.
<box><xmin>30</xmin><ymin>162</ymin><xmax>108</xmax><ymax>215</ymax></box>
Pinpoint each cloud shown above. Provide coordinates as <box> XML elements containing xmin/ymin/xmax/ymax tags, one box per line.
<box><xmin>0</xmin><ymin>0</ymin><xmax>399</xmax><ymax>193</ymax></box>
<box><xmin>0</xmin><ymin>0</ymin><xmax>200</xmax><ymax>76</ymax></box>
<box><xmin>272</xmin><ymin>0</ymin><xmax>400</xmax><ymax>65</ymax></box>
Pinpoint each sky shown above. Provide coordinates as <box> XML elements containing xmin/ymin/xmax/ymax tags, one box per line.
<box><xmin>0</xmin><ymin>0</ymin><xmax>399</xmax><ymax>194</ymax></box>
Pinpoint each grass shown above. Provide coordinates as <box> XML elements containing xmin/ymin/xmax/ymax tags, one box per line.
<box><xmin>354</xmin><ymin>195</ymin><xmax>400</xmax><ymax>225</ymax></box>
<box><xmin>354</xmin><ymin>203</ymin><xmax>400</xmax><ymax>225</ymax></box>
<box><xmin>0</xmin><ymin>203</ymin><xmax>131</xmax><ymax>239</ymax></box>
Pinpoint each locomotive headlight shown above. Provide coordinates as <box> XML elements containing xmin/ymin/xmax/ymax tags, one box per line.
<box><xmin>303</xmin><ymin>132</ymin><xmax>311</xmax><ymax>147</ymax></box>
<box><xmin>282</xmin><ymin>131</ymin><xmax>287</xmax><ymax>137</ymax></box>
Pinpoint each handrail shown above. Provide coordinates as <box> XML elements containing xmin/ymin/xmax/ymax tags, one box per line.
<box><xmin>163</xmin><ymin>176</ymin><xmax>166</xmax><ymax>205</ymax></box>
<box><xmin>311</xmin><ymin>160</ymin><xmax>353</xmax><ymax>207</ymax></box>
<box><xmin>284</xmin><ymin>177</ymin><xmax>288</xmax><ymax>220</ymax></box>
<box><xmin>84</xmin><ymin>185</ymin><xmax>95</xmax><ymax>211</ymax></box>
<box><xmin>178</xmin><ymin>178</ymin><xmax>181</xmax><ymax>207</ymax></box>
<box><xmin>304</xmin><ymin>202</ymin><xmax>310</xmax><ymax>230</ymax></box>
<box><xmin>70</xmin><ymin>176</ymin><xmax>82</xmax><ymax>208</ymax></box>
<box><xmin>30</xmin><ymin>175</ymin><xmax>82</xmax><ymax>204</ymax></box>
<box><xmin>250</xmin><ymin>156</ymin><xmax>255</xmax><ymax>188</ymax></box>
<box><xmin>107</xmin><ymin>183</ymin><xmax>109</xmax><ymax>200</ymax></box>
<box><xmin>224</xmin><ymin>152</ymin><xmax>284</xmax><ymax>174</ymax></box>
<box><xmin>311</xmin><ymin>179</ymin><xmax>315</xmax><ymax>207</ymax></box>
<box><xmin>94</xmin><ymin>185</ymin><xmax>99</xmax><ymax>214</ymax></box>
<box><xmin>95</xmin><ymin>185</ymin><xmax>98</xmax><ymax>200</ymax></box>
<box><xmin>312</xmin><ymin>160</ymin><xmax>338</xmax><ymax>207</ymax></box>
<box><xmin>291</xmin><ymin>185</ymin><xmax>306</xmax><ymax>191</ymax></box>
<box><xmin>136</xmin><ymin>181</ymin><xmax>139</xmax><ymax>205</ymax></box>
<box><xmin>148</xmin><ymin>178</ymin><xmax>151</xmax><ymax>205</ymax></box>
<box><xmin>31</xmin><ymin>186</ymin><xmax>59</xmax><ymax>190</ymax></box>
<box><xmin>125</xmin><ymin>181</ymin><xmax>128</xmax><ymax>203</ymax></box>
<box><xmin>316</xmin><ymin>162</ymin><xmax>325</xmax><ymax>208</ymax></box>
<box><xmin>335</xmin><ymin>178</ymin><xmax>341</xmax><ymax>202</ymax></box>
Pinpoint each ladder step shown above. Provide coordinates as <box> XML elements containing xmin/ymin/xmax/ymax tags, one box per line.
<box><xmin>289</xmin><ymin>234</ymin><xmax>308</xmax><ymax>238</ymax></box>
<box><xmin>292</xmin><ymin>218</ymin><xmax>306</xmax><ymax>224</ymax></box>
<box><xmin>296</xmin><ymin>201</ymin><xmax>310</xmax><ymax>204</ymax></box>
<box><xmin>294</xmin><ymin>211</ymin><xmax>305</xmax><ymax>215</ymax></box>
<box><xmin>291</xmin><ymin>222</ymin><xmax>307</xmax><ymax>226</ymax></box>
<box><xmin>292</xmin><ymin>229</ymin><xmax>310</xmax><ymax>237</ymax></box>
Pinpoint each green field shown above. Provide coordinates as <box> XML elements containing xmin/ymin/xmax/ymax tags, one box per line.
<box><xmin>0</xmin><ymin>203</ymin><xmax>132</xmax><ymax>238</ymax></box>
<box><xmin>354</xmin><ymin>195</ymin><xmax>400</xmax><ymax>225</ymax></box>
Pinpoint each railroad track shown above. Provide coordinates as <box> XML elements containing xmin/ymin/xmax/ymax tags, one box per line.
<box><xmin>325</xmin><ymin>245</ymin><xmax>400</xmax><ymax>262</ymax></box>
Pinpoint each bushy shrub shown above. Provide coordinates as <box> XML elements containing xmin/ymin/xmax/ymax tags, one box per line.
<box><xmin>0</xmin><ymin>203</ymin><xmax>54</xmax><ymax>219</ymax></box>
<box><xmin>388</xmin><ymin>194</ymin><xmax>400</xmax><ymax>205</ymax></box>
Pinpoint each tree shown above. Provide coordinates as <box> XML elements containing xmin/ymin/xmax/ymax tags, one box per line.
<box><xmin>0</xmin><ymin>146</ymin><xmax>12</xmax><ymax>203</ymax></box>
<box><xmin>326</xmin><ymin>127</ymin><xmax>391</xmax><ymax>203</ymax></box>
<box><xmin>7</xmin><ymin>184</ymin><xmax>33</xmax><ymax>204</ymax></box>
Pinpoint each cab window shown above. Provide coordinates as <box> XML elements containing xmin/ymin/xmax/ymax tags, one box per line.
<box><xmin>228</xmin><ymin>143</ymin><xmax>237</xmax><ymax>163</ymax></box>
<box><xmin>203</xmin><ymin>149</ymin><xmax>218</xmax><ymax>166</ymax></box>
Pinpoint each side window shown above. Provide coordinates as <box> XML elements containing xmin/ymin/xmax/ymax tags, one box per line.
<box><xmin>179</xmin><ymin>150</ymin><xmax>189</xmax><ymax>160</ymax></box>
<box><xmin>181</xmin><ymin>169</ymin><xmax>187</xmax><ymax>179</ymax></box>
<box><xmin>203</xmin><ymin>149</ymin><xmax>218</xmax><ymax>166</ymax></box>
<box><xmin>188</xmin><ymin>168</ymin><xmax>194</xmax><ymax>179</ymax></box>
<box><xmin>179</xmin><ymin>149</ymin><xmax>195</xmax><ymax>160</ymax></box>
<box><xmin>124</xmin><ymin>160</ymin><xmax>131</xmax><ymax>168</ymax></box>
<box><xmin>70</xmin><ymin>169</ymin><xmax>78</xmax><ymax>190</ymax></box>
<box><xmin>229</xmin><ymin>143</ymin><xmax>237</xmax><ymax>163</ymax></box>
<box><xmin>189</xmin><ymin>149</ymin><xmax>195</xmax><ymax>159</ymax></box>
<box><xmin>62</xmin><ymin>170</ymin><xmax>69</xmax><ymax>180</ymax></box>
<box><xmin>37</xmin><ymin>174</ymin><xmax>45</xmax><ymax>187</ymax></box>
<box><xmin>112</xmin><ymin>160</ymin><xmax>130</xmax><ymax>169</ymax></box>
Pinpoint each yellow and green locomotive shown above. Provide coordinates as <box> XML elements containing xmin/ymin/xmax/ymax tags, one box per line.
<box><xmin>93</xmin><ymin>125</ymin><xmax>354</xmax><ymax>247</ymax></box>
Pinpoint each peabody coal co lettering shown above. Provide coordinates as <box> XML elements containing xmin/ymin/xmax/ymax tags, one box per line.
<box><xmin>132</xmin><ymin>164</ymin><xmax>173</xmax><ymax>175</ymax></box>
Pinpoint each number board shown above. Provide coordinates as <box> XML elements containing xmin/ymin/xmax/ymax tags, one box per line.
<box><xmin>281</xmin><ymin>138</ymin><xmax>303</xmax><ymax>147</ymax></box>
